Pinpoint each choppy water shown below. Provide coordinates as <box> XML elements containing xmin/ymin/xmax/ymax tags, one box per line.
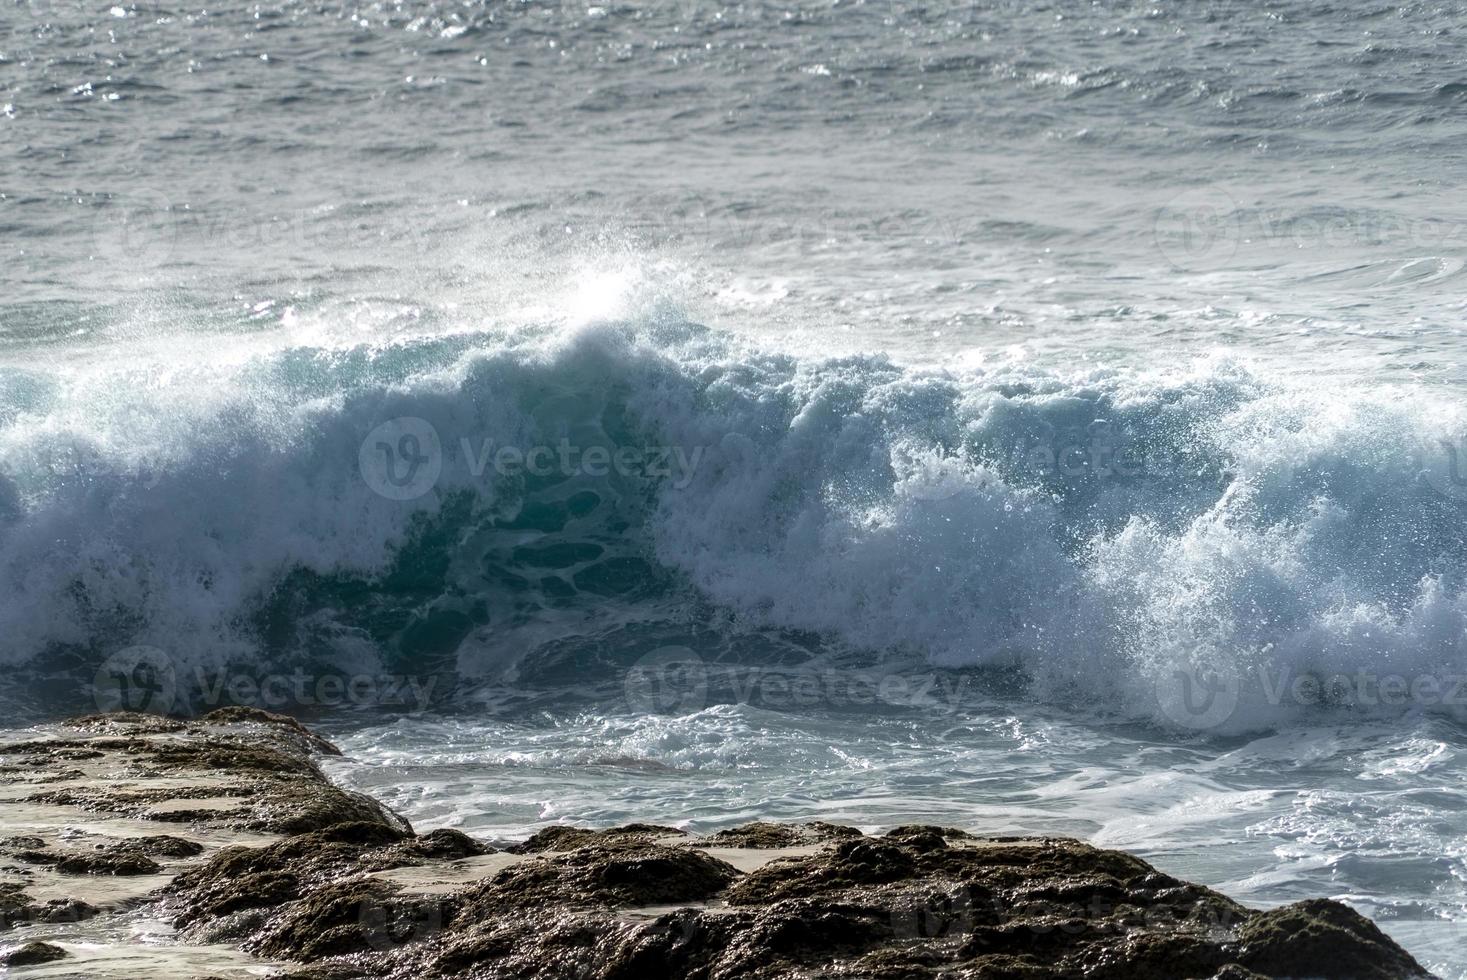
<box><xmin>3</xmin><ymin>0</ymin><xmax>1467</xmax><ymax>974</ymax></box>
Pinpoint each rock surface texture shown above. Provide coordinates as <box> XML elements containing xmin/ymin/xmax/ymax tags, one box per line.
<box><xmin>0</xmin><ymin>712</ymin><xmax>1439</xmax><ymax>979</ymax></box>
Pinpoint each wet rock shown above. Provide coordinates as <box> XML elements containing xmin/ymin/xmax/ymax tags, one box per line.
<box><xmin>0</xmin><ymin>883</ymin><xmax>27</xmax><ymax>925</ymax></box>
<box><xmin>64</xmin><ymin>712</ymin><xmax>188</xmax><ymax>735</ymax></box>
<box><xmin>116</xmin><ymin>835</ymin><xmax>206</xmax><ymax>858</ymax></box>
<box><xmin>717</xmin><ymin>898</ymin><xmax>900</xmax><ymax>974</ymax></box>
<box><xmin>704</xmin><ymin>821</ymin><xmax>863</xmax><ymax>849</ymax></box>
<box><xmin>54</xmin><ymin>851</ymin><xmax>164</xmax><ymax>875</ymax></box>
<box><xmin>7</xmin><ymin>713</ymin><xmax>408</xmax><ymax>837</ymax></box>
<box><xmin>165</xmin><ymin>819</ymin><xmax>494</xmax><ymax>957</ymax></box>
<box><xmin>1114</xmin><ymin>934</ymin><xmax>1238</xmax><ymax>980</ymax></box>
<box><xmin>1208</xmin><ymin>967</ymin><xmax>1271</xmax><ymax>980</ymax></box>
<box><xmin>881</xmin><ymin>827</ymin><xmax>949</xmax><ymax>853</ymax></box>
<box><xmin>271</xmin><ymin>968</ymin><xmax>371</xmax><ymax>980</ymax></box>
<box><xmin>272</xmin><ymin>962</ymin><xmax>372</xmax><ymax>979</ymax></box>
<box><xmin>166</xmin><ymin>822</ymin><xmax>411</xmax><ymax>929</ymax></box>
<box><xmin>264</xmin><ymin>785</ymin><xmax>412</xmax><ymax>836</ymax></box>
<box><xmin>250</xmin><ymin>878</ymin><xmax>416</xmax><ymax>961</ymax></box>
<box><xmin>1</xmin><ymin>833</ymin><xmax>201</xmax><ymax>863</ymax></box>
<box><xmin>0</xmin><ymin>836</ymin><xmax>57</xmax><ymax>866</ymax></box>
<box><xmin>727</xmin><ymin>837</ymin><xmax>918</xmax><ymax>904</ymax></box>
<box><xmin>158</xmin><ymin>817</ymin><xmax>1440</xmax><ymax>980</ymax></box>
<box><xmin>0</xmin><ymin>881</ymin><xmax>98</xmax><ymax>931</ymax></box>
<box><xmin>1236</xmin><ymin>898</ymin><xmax>1434</xmax><ymax>979</ymax></box>
<box><xmin>457</xmin><ymin>841</ymin><xmax>740</xmax><ymax>916</ymax></box>
<box><xmin>28</xmin><ymin>897</ymin><xmax>100</xmax><ymax>925</ymax></box>
<box><xmin>2</xmin><ymin>940</ymin><xmax>68</xmax><ymax>966</ymax></box>
<box><xmin>366</xmin><ymin>827</ymin><xmax>493</xmax><ymax>868</ymax></box>
<box><xmin>506</xmin><ymin>823</ymin><xmax>686</xmax><ymax>854</ymax></box>
<box><xmin>198</xmin><ymin>706</ymin><xmax>344</xmax><ymax>756</ymax></box>
<box><xmin>7</xmin><ymin>714</ymin><xmax>1440</xmax><ymax>980</ymax></box>
<box><xmin>884</xmin><ymin>824</ymin><xmax>975</xmax><ymax>841</ymax></box>
<box><xmin>26</xmin><ymin>785</ymin><xmax>254</xmax><ymax>810</ymax></box>
<box><xmin>145</xmin><ymin>741</ymin><xmax>325</xmax><ymax>779</ymax></box>
<box><xmin>25</xmin><ymin>775</ymin><xmax>404</xmax><ymax>836</ymax></box>
<box><xmin>0</xmin><ymin>837</ymin><xmax>48</xmax><ymax>851</ymax></box>
<box><xmin>173</xmin><ymin>867</ymin><xmax>302</xmax><ymax>933</ymax></box>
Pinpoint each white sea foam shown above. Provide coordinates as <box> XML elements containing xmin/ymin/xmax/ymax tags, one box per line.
<box><xmin>0</xmin><ymin>301</ymin><xmax>1463</xmax><ymax>733</ymax></box>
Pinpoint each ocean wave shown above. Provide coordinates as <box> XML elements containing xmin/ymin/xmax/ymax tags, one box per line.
<box><xmin>1</xmin><ymin>311</ymin><xmax>1464</xmax><ymax>732</ymax></box>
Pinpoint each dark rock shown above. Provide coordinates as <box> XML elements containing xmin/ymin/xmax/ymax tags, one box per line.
<box><xmin>716</xmin><ymin>898</ymin><xmax>898</xmax><ymax>973</ymax></box>
<box><xmin>159</xmin><ymin>817</ymin><xmax>1440</xmax><ymax>979</ymax></box>
<box><xmin>1208</xmin><ymin>967</ymin><xmax>1271</xmax><ymax>980</ymax></box>
<box><xmin>1236</xmin><ymin>898</ymin><xmax>1435</xmax><ymax>979</ymax></box>
<box><xmin>367</xmin><ymin>827</ymin><xmax>493</xmax><ymax>867</ymax></box>
<box><xmin>1036</xmin><ymin>929</ymin><xmax>1232</xmax><ymax>978</ymax></box>
<box><xmin>199</xmin><ymin>707</ymin><xmax>344</xmax><ymax>756</ymax></box>
<box><xmin>885</xmin><ymin>824</ymin><xmax>976</xmax><ymax>840</ymax></box>
<box><xmin>28</xmin><ymin>897</ymin><xmax>100</xmax><ymax>925</ymax></box>
<box><xmin>167</xmin><ymin>822</ymin><xmax>411</xmax><ymax>929</ymax></box>
<box><xmin>726</xmin><ymin>838</ymin><xmax>917</xmax><ymax>904</ymax></box>
<box><xmin>705</xmin><ymin>821</ymin><xmax>864</xmax><ymax>849</ymax></box>
<box><xmin>171</xmin><ymin>867</ymin><xmax>303</xmax><ymax>930</ymax></box>
<box><xmin>27</xmin><ymin>777</ymin><xmax>409</xmax><ymax>837</ymax></box>
<box><xmin>54</xmin><ymin>851</ymin><xmax>164</xmax><ymax>875</ymax></box>
<box><xmin>115</xmin><ymin>834</ymin><xmax>205</xmax><ymax>858</ymax></box>
<box><xmin>0</xmin><ymin>884</ymin><xmax>27</xmax><ymax>927</ymax></box>
<box><xmin>884</xmin><ymin>828</ymin><xmax>948</xmax><ymax>852</ymax></box>
<box><xmin>145</xmin><ymin>741</ymin><xmax>323</xmax><ymax>779</ymax></box>
<box><xmin>6</xmin><ymin>847</ymin><xmax>58</xmax><ymax>866</ymax></box>
<box><xmin>0</xmin><ymin>885</ymin><xmax>98</xmax><ymax>931</ymax></box>
<box><xmin>407</xmin><ymin>827</ymin><xmax>492</xmax><ymax>858</ymax></box>
<box><xmin>248</xmin><ymin>878</ymin><xmax>441</xmax><ymax>961</ymax></box>
<box><xmin>271</xmin><ymin>968</ymin><xmax>371</xmax><ymax>980</ymax></box>
<box><xmin>65</xmin><ymin>712</ymin><xmax>188</xmax><ymax>734</ymax></box>
<box><xmin>12</xmin><ymin>714</ymin><xmax>1439</xmax><ymax>980</ymax></box>
<box><xmin>2</xmin><ymin>941</ymin><xmax>68</xmax><ymax>966</ymax></box>
<box><xmin>263</xmin><ymin>785</ymin><xmax>413</xmax><ymax>836</ymax></box>
<box><xmin>457</xmin><ymin>841</ymin><xmax>740</xmax><ymax>916</ymax></box>
<box><xmin>507</xmin><ymin>823</ymin><xmax>686</xmax><ymax>854</ymax></box>
<box><xmin>12</xmin><ymin>717</ymin><xmax>409</xmax><ymax>837</ymax></box>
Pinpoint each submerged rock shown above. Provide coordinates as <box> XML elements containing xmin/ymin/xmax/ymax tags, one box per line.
<box><xmin>2</xmin><ymin>940</ymin><xmax>68</xmax><ymax>966</ymax></box>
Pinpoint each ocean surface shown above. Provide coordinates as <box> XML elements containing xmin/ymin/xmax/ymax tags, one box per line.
<box><xmin>3</xmin><ymin>0</ymin><xmax>1467</xmax><ymax>973</ymax></box>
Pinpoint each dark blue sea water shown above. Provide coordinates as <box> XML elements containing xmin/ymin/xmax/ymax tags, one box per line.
<box><xmin>3</xmin><ymin>1</ymin><xmax>1467</xmax><ymax>973</ymax></box>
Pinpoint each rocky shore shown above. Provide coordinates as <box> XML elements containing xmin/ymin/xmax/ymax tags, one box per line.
<box><xmin>0</xmin><ymin>710</ymin><xmax>1439</xmax><ymax>979</ymax></box>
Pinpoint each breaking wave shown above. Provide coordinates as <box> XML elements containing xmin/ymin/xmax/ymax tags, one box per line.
<box><xmin>2</xmin><ymin>302</ymin><xmax>1465</xmax><ymax>732</ymax></box>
